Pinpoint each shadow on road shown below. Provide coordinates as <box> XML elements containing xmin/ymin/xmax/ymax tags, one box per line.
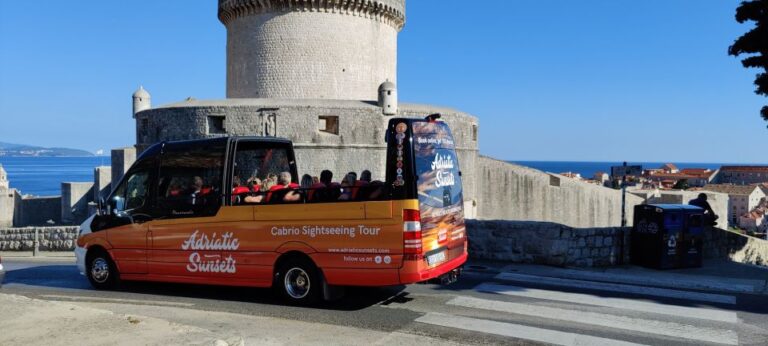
<box><xmin>2</xmin><ymin>264</ymin><xmax>405</xmax><ymax>311</ymax></box>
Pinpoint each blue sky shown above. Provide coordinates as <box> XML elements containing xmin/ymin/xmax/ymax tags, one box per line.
<box><xmin>0</xmin><ymin>1</ymin><xmax>765</xmax><ymax>163</ymax></box>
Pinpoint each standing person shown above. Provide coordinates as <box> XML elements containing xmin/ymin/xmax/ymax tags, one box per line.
<box><xmin>689</xmin><ymin>193</ymin><xmax>718</xmax><ymax>226</ymax></box>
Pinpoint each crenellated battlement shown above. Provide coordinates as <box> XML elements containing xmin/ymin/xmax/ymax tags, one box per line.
<box><xmin>218</xmin><ymin>0</ymin><xmax>406</xmax><ymax>30</ymax></box>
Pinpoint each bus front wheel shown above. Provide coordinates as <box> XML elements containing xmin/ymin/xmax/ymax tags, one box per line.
<box><xmin>86</xmin><ymin>249</ymin><xmax>120</xmax><ymax>290</ymax></box>
<box><xmin>276</xmin><ymin>258</ymin><xmax>321</xmax><ymax>305</ymax></box>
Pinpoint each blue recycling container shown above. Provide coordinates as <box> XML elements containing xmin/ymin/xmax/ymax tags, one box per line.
<box><xmin>631</xmin><ymin>204</ymin><xmax>704</xmax><ymax>269</ymax></box>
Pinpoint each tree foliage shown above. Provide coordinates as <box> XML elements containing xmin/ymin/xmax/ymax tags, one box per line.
<box><xmin>728</xmin><ymin>0</ymin><xmax>768</xmax><ymax>123</ymax></box>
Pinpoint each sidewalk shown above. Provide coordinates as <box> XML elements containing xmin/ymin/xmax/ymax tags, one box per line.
<box><xmin>495</xmin><ymin>259</ymin><xmax>768</xmax><ymax>295</ymax></box>
<box><xmin>0</xmin><ymin>251</ymin><xmax>75</xmax><ymax>260</ymax></box>
<box><xmin>0</xmin><ymin>293</ymin><xmax>459</xmax><ymax>346</ymax></box>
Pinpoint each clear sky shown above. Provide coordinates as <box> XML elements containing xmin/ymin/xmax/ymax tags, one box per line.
<box><xmin>0</xmin><ymin>1</ymin><xmax>765</xmax><ymax>163</ymax></box>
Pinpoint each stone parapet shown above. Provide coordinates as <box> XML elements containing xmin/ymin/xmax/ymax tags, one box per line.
<box><xmin>218</xmin><ymin>0</ymin><xmax>406</xmax><ymax>29</ymax></box>
<box><xmin>467</xmin><ymin>219</ymin><xmax>630</xmax><ymax>267</ymax></box>
<box><xmin>704</xmin><ymin>227</ymin><xmax>768</xmax><ymax>267</ymax></box>
<box><xmin>476</xmin><ymin>156</ymin><xmax>645</xmax><ymax>228</ymax></box>
<box><xmin>0</xmin><ymin>226</ymin><xmax>79</xmax><ymax>251</ymax></box>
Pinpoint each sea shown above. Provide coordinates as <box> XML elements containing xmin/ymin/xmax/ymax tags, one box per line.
<box><xmin>0</xmin><ymin>157</ymin><xmax>745</xmax><ymax>197</ymax></box>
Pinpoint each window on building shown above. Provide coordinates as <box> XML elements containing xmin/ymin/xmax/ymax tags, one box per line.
<box><xmin>318</xmin><ymin>115</ymin><xmax>339</xmax><ymax>135</ymax></box>
<box><xmin>207</xmin><ymin>115</ymin><xmax>226</xmax><ymax>134</ymax></box>
<box><xmin>472</xmin><ymin>124</ymin><xmax>478</xmax><ymax>142</ymax></box>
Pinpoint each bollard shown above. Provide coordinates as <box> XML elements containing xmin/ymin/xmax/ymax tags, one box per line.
<box><xmin>33</xmin><ymin>228</ymin><xmax>39</xmax><ymax>257</ymax></box>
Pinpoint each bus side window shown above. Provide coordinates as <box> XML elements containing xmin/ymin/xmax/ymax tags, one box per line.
<box><xmin>156</xmin><ymin>143</ymin><xmax>225</xmax><ymax>218</ymax></box>
<box><xmin>232</xmin><ymin>141</ymin><xmax>295</xmax><ymax>205</ymax></box>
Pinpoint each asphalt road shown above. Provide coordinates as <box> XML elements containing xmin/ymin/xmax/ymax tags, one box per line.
<box><xmin>2</xmin><ymin>258</ymin><xmax>767</xmax><ymax>345</ymax></box>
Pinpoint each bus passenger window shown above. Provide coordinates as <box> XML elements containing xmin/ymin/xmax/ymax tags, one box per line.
<box><xmin>232</xmin><ymin>142</ymin><xmax>295</xmax><ymax>205</ymax></box>
<box><xmin>156</xmin><ymin>143</ymin><xmax>225</xmax><ymax>218</ymax></box>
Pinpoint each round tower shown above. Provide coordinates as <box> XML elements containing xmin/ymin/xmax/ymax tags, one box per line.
<box><xmin>132</xmin><ymin>86</ymin><xmax>151</xmax><ymax>116</ymax></box>
<box><xmin>378</xmin><ymin>80</ymin><xmax>397</xmax><ymax>115</ymax></box>
<box><xmin>218</xmin><ymin>0</ymin><xmax>406</xmax><ymax>100</ymax></box>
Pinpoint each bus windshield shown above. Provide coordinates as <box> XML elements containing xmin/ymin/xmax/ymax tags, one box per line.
<box><xmin>412</xmin><ymin>121</ymin><xmax>464</xmax><ymax>229</ymax></box>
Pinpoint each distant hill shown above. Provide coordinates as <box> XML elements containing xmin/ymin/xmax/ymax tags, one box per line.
<box><xmin>0</xmin><ymin>141</ymin><xmax>95</xmax><ymax>157</ymax></box>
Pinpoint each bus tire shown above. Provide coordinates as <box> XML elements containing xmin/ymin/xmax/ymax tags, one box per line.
<box><xmin>86</xmin><ymin>249</ymin><xmax>120</xmax><ymax>290</ymax></box>
<box><xmin>276</xmin><ymin>258</ymin><xmax>321</xmax><ymax>305</ymax></box>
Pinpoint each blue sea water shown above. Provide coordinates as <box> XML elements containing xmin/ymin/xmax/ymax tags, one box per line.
<box><xmin>510</xmin><ymin>161</ymin><xmax>727</xmax><ymax>179</ymax></box>
<box><xmin>0</xmin><ymin>157</ymin><xmax>741</xmax><ymax>197</ymax></box>
<box><xmin>0</xmin><ymin>157</ymin><xmax>108</xmax><ymax>196</ymax></box>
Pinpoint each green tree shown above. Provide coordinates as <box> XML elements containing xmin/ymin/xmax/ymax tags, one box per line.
<box><xmin>728</xmin><ymin>0</ymin><xmax>768</xmax><ymax>124</ymax></box>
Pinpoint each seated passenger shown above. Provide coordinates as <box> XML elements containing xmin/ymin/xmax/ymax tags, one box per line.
<box><xmin>269</xmin><ymin>171</ymin><xmax>301</xmax><ymax>203</ymax></box>
<box><xmin>189</xmin><ymin>176</ymin><xmax>211</xmax><ymax>205</ymax></box>
<box><xmin>367</xmin><ymin>180</ymin><xmax>385</xmax><ymax>200</ymax></box>
<box><xmin>338</xmin><ymin>173</ymin><xmax>357</xmax><ymax>201</ymax></box>
<box><xmin>231</xmin><ymin>177</ymin><xmax>251</xmax><ymax>204</ymax></box>
<box><xmin>360</xmin><ymin>170</ymin><xmax>372</xmax><ymax>183</ymax></box>
<box><xmin>304</xmin><ymin>174</ymin><xmax>326</xmax><ymax>201</ymax></box>
<box><xmin>300</xmin><ymin>174</ymin><xmax>313</xmax><ymax>189</ymax></box>
<box><xmin>243</xmin><ymin>179</ymin><xmax>274</xmax><ymax>204</ymax></box>
<box><xmin>320</xmin><ymin>170</ymin><xmax>333</xmax><ymax>186</ymax></box>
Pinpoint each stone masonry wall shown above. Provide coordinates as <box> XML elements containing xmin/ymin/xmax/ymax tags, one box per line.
<box><xmin>704</xmin><ymin>227</ymin><xmax>768</xmax><ymax>267</ymax></box>
<box><xmin>0</xmin><ymin>227</ymin><xmax>79</xmax><ymax>251</ymax></box>
<box><xmin>467</xmin><ymin>220</ymin><xmax>630</xmax><ymax>267</ymax></box>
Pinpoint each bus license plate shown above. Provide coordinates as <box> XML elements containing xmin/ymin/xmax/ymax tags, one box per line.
<box><xmin>426</xmin><ymin>251</ymin><xmax>446</xmax><ymax>266</ymax></box>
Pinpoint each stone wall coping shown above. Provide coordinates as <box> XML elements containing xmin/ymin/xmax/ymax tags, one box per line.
<box><xmin>146</xmin><ymin>98</ymin><xmax>469</xmax><ymax>116</ymax></box>
<box><xmin>218</xmin><ymin>0</ymin><xmax>406</xmax><ymax>29</ymax></box>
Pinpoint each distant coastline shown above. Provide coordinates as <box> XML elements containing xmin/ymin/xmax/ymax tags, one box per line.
<box><xmin>0</xmin><ymin>141</ymin><xmax>96</xmax><ymax>157</ymax></box>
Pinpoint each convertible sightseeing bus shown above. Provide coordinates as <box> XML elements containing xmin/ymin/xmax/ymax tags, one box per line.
<box><xmin>75</xmin><ymin>115</ymin><xmax>467</xmax><ymax>304</ymax></box>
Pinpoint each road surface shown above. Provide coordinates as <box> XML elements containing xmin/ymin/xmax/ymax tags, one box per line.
<box><xmin>1</xmin><ymin>258</ymin><xmax>767</xmax><ymax>345</ymax></box>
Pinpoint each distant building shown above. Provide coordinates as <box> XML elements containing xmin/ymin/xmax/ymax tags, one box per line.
<box><xmin>660</xmin><ymin>163</ymin><xmax>679</xmax><ymax>174</ymax></box>
<box><xmin>643</xmin><ymin>167</ymin><xmax>717</xmax><ymax>189</ymax></box>
<box><xmin>703</xmin><ymin>184</ymin><xmax>767</xmax><ymax>226</ymax></box>
<box><xmin>593</xmin><ymin>171</ymin><xmax>609</xmax><ymax>184</ymax></box>
<box><xmin>715</xmin><ymin>166</ymin><xmax>768</xmax><ymax>185</ymax></box>
<box><xmin>560</xmin><ymin>172</ymin><xmax>582</xmax><ymax>180</ymax></box>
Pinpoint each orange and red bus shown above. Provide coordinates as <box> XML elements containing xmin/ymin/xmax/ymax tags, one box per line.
<box><xmin>76</xmin><ymin>116</ymin><xmax>467</xmax><ymax>304</ymax></box>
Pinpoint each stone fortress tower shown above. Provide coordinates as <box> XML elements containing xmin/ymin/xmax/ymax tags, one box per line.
<box><xmin>135</xmin><ymin>0</ymin><xmax>481</xmax><ymax>214</ymax></box>
<box><xmin>220</xmin><ymin>0</ymin><xmax>404</xmax><ymax>100</ymax></box>
<box><xmin>133</xmin><ymin>0</ymin><xmax>639</xmax><ymax>225</ymax></box>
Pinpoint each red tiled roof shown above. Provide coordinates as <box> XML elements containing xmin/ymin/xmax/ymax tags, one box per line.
<box><xmin>720</xmin><ymin>166</ymin><xmax>768</xmax><ymax>173</ymax></box>
<box><xmin>703</xmin><ymin>184</ymin><xmax>762</xmax><ymax>195</ymax></box>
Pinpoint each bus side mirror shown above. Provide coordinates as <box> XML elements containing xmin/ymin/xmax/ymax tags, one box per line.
<box><xmin>97</xmin><ymin>197</ymin><xmax>105</xmax><ymax>216</ymax></box>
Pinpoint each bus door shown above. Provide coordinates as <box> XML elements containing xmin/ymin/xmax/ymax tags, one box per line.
<box><xmin>104</xmin><ymin>165</ymin><xmax>154</xmax><ymax>274</ymax></box>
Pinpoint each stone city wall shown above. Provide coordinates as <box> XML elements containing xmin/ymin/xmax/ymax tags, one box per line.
<box><xmin>467</xmin><ymin>219</ymin><xmax>630</xmax><ymax>267</ymax></box>
<box><xmin>0</xmin><ymin>227</ymin><xmax>79</xmax><ymax>251</ymax></box>
<box><xmin>476</xmin><ymin>156</ymin><xmax>644</xmax><ymax>228</ymax></box>
<box><xmin>704</xmin><ymin>227</ymin><xmax>768</xmax><ymax>267</ymax></box>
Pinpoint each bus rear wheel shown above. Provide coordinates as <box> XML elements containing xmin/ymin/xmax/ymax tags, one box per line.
<box><xmin>276</xmin><ymin>258</ymin><xmax>321</xmax><ymax>305</ymax></box>
<box><xmin>86</xmin><ymin>250</ymin><xmax>120</xmax><ymax>290</ymax></box>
